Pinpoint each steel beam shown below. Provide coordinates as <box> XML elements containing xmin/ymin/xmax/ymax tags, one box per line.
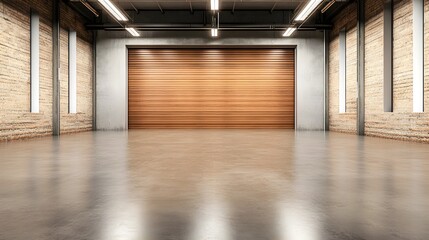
<box><xmin>130</xmin><ymin>2</ymin><xmax>138</xmax><ymax>13</ymax></box>
<box><xmin>270</xmin><ymin>2</ymin><xmax>277</xmax><ymax>13</ymax></box>
<box><xmin>189</xmin><ymin>1</ymin><xmax>193</xmax><ymax>14</ymax></box>
<box><xmin>86</xmin><ymin>24</ymin><xmax>331</xmax><ymax>31</ymax></box>
<box><xmin>156</xmin><ymin>1</ymin><xmax>165</xmax><ymax>14</ymax></box>
<box><xmin>232</xmin><ymin>1</ymin><xmax>236</xmax><ymax>14</ymax></box>
<box><xmin>65</xmin><ymin>0</ymin><xmax>93</xmax><ymax>21</ymax></box>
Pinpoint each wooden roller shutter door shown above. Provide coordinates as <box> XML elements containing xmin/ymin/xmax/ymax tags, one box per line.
<box><xmin>128</xmin><ymin>49</ymin><xmax>295</xmax><ymax>129</ymax></box>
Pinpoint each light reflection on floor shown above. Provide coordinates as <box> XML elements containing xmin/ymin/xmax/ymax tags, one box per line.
<box><xmin>0</xmin><ymin>130</ymin><xmax>429</xmax><ymax>240</ymax></box>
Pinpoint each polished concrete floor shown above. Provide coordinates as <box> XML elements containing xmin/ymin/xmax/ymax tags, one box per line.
<box><xmin>1</xmin><ymin>130</ymin><xmax>429</xmax><ymax>240</ymax></box>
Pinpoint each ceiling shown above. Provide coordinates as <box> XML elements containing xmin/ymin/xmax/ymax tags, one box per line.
<box><xmin>69</xmin><ymin>0</ymin><xmax>348</xmax><ymax>32</ymax></box>
<box><xmin>87</xmin><ymin>0</ymin><xmax>306</xmax><ymax>11</ymax></box>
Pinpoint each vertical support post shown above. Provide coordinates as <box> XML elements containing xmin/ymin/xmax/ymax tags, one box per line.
<box><xmin>384</xmin><ymin>0</ymin><xmax>393</xmax><ymax>112</ymax></box>
<box><xmin>92</xmin><ymin>30</ymin><xmax>97</xmax><ymax>130</ymax></box>
<box><xmin>324</xmin><ymin>30</ymin><xmax>330</xmax><ymax>131</ymax></box>
<box><xmin>52</xmin><ymin>0</ymin><xmax>60</xmax><ymax>136</ymax></box>
<box><xmin>357</xmin><ymin>0</ymin><xmax>365</xmax><ymax>135</ymax></box>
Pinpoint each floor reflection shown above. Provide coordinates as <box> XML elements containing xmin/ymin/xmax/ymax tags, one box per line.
<box><xmin>190</xmin><ymin>179</ymin><xmax>231</xmax><ymax>240</ymax></box>
<box><xmin>0</xmin><ymin>130</ymin><xmax>429</xmax><ymax>240</ymax></box>
<box><xmin>102</xmin><ymin>201</ymin><xmax>145</xmax><ymax>240</ymax></box>
<box><xmin>277</xmin><ymin>199</ymin><xmax>321</xmax><ymax>240</ymax></box>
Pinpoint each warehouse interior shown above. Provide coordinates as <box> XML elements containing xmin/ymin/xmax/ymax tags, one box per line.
<box><xmin>1</xmin><ymin>0</ymin><xmax>429</xmax><ymax>239</ymax></box>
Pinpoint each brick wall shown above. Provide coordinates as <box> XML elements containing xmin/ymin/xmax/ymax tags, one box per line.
<box><xmin>59</xmin><ymin>1</ymin><xmax>93</xmax><ymax>134</ymax></box>
<box><xmin>0</xmin><ymin>0</ymin><xmax>93</xmax><ymax>141</ymax></box>
<box><xmin>364</xmin><ymin>0</ymin><xmax>384</xmax><ymax>115</ymax></box>
<box><xmin>329</xmin><ymin>0</ymin><xmax>429</xmax><ymax>142</ymax></box>
<box><xmin>0</xmin><ymin>0</ymin><xmax>53</xmax><ymax>141</ymax></box>
<box><xmin>328</xmin><ymin>2</ymin><xmax>358</xmax><ymax>133</ymax></box>
<box><xmin>392</xmin><ymin>0</ymin><xmax>413</xmax><ymax>113</ymax></box>
<box><xmin>364</xmin><ymin>0</ymin><xmax>385</xmax><ymax>136</ymax></box>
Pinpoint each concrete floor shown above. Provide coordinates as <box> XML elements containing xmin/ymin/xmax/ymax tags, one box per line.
<box><xmin>1</xmin><ymin>130</ymin><xmax>429</xmax><ymax>240</ymax></box>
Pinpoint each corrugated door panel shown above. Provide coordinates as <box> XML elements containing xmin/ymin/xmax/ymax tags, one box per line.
<box><xmin>128</xmin><ymin>49</ymin><xmax>295</xmax><ymax>129</ymax></box>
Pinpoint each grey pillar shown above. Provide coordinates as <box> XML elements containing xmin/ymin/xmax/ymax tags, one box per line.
<box><xmin>52</xmin><ymin>0</ymin><xmax>60</xmax><ymax>136</ymax></box>
<box><xmin>357</xmin><ymin>0</ymin><xmax>365</xmax><ymax>135</ymax></box>
<box><xmin>92</xmin><ymin>31</ymin><xmax>97</xmax><ymax>130</ymax></box>
<box><xmin>324</xmin><ymin>30</ymin><xmax>330</xmax><ymax>131</ymax></box>
<box><xmin>384</xmin><ymin>0</ymin><xmax>393</xmax><ymax>112</ymax></box>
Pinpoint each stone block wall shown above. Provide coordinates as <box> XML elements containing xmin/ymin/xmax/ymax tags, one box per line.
<box><xmin>329</xmin><ymin>0</ymin><xmax>429</xmax><ymax>142</ymax></box>
<box><xmin>0</xmin><ymin>0</ymin><xmax>93</xmax><ymax>141</ymax></box>
<box><xmin>59</xmin><ymin>1</ymin><xmax>93</xmax><ymax>134</ymax></box>
<box><xmin>328</xmin><ymin>2</ymin><xmax>358</xmax><ymax>133</ymax></box>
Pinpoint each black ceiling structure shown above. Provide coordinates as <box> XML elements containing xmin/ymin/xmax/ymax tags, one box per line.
<box><xmin>65</xmin><ymin>0</ymin><xmax>353</xmax><ymax>32</ymax></box>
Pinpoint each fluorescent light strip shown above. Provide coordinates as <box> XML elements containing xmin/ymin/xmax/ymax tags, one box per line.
<box><xmin>295</xmin><ymin>0</ymin><xmax>323</xmax><ymax>21</ymax></box>
<box><xmin>211</xmin><ymin>28</ymin><xmax>218</xmax><ymax>37</ymax></box>
<box><xmin>283</xmin><ymin>27</ymin><xmax>296</xmax><ymax>37</ymax></box>
<box><xmin>98</xmin><ymin>0</ymin><xmax>128</xmax><ymax>21</ymax></box>
<box><xmin>211</xmin><ymin>0</ymin><xmax>219</xmax><ymax>10</ymax></box>
<box><xmin>125</xmin><ymin>27</ymin><xmax>140</xmax><ymax>37</ymax></box>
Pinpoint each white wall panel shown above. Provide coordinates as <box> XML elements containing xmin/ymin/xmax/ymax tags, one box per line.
<box><xmin>413</xmin><ymin>0</ymin><xmax>424</xmax><ymax>112</ymax></box>
<box><xmin>69</xmin><ymin>30</ymin><xmax>77</xmax><ymax>114</ymax></box>
<box><xmin>30</xmin><ymin>11</ymin><xmax>39</xmax><ymax>113</ymax></box>
<box><xmin>339</xmin><ymin>29</ymin><xmax>347</xmax><ymax>113</ymax></box>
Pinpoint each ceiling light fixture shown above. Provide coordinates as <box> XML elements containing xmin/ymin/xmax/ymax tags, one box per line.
<box><xmin>125</xmin><ymin>27</ymin><xmax>140</xmax><ymax>37</ymax></box>
<box><xmin>211</xmin><ymin>0</ymin><xmax>219</xmax><ymax>11</ymax></box>
<box><xmin>295</xmin><ymin>0</ymin><xmax>323</xmax><ymax>21</ymax></box>
<box><xmin>283</xmin><ymin>27</ymin><xmax>297</xmax><ymax>37</ymax></box>
<box><xmin>211</xmin><ymin>28</ymin><xmax>218</xmax><ymax>37</ymax></box>
<box><xmin>98</xmin><ymin>0</ymin><xmax>128</xmax><ymax>21</ymax></box>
